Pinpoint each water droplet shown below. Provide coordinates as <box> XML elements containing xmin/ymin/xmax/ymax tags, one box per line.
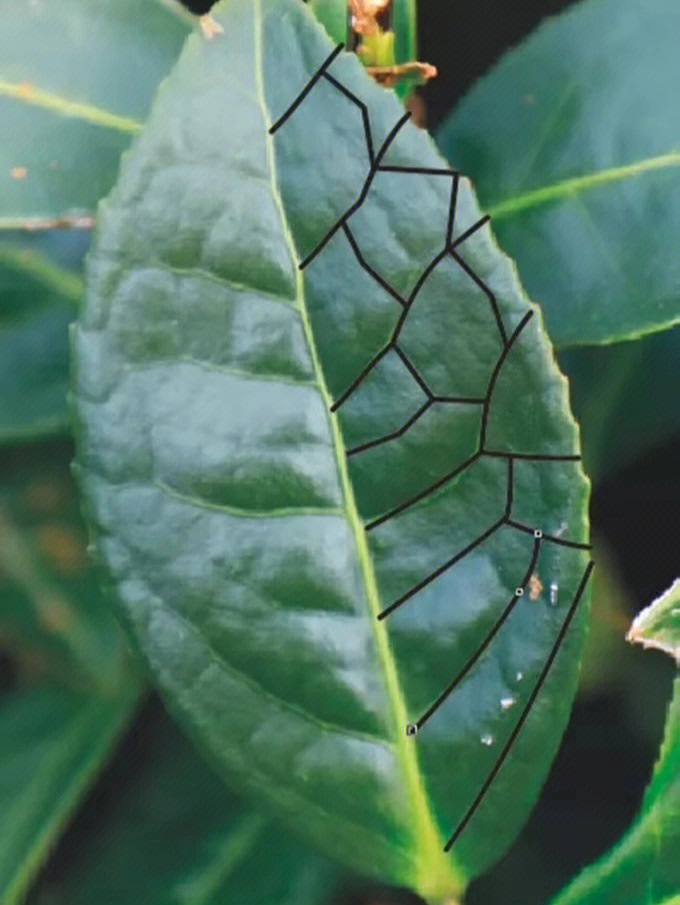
<box><xmin>406</xmin><ymin>723</ymin><xmax>418</xmax><ymax>737</ymax></box>
<box><xmin>480</xmin><ymin>733</ymin><xmax>494</xmax><ymax>746</ymax></box>
<box><xmin>549</xmin><ymin>582</ymin><xmax>559</xmax><ymax>606</ymax></box>
<box><xmin>515</xmin><ymin>671</ymin><xmax>524</xmax><ymax>682</ymax></box>
<box><xmin>500</xmin><ymin>696</ymin><xmax>516</xmax><ymax>710</ymax></box>
<box><xmin>533</xmin><ymin>528</ymin><xmax>543</xmax><ymax>538</ymax></box>
<box><xmin>515</xmin><ymin>587</ymin><xmax>524</xmax><ymax>597</ymax></box>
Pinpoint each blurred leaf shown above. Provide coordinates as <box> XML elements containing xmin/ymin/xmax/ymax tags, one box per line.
<box><xmin>0</xmin><ymin>234</ymin><xmax>85</xmax><ymax>443</ymax></box>
<box><xmin>435</xmin><ymin>0</ymin><xmax>680</xmax><ymax>347</ymax></box>
<box><xmin>0</xmin><ymin>686</ymin><xmax>138</xmax><ymax>905</ymax></box>
<box><xmin>0</xmin><ymin>437</ymin><xmax>143</xmax><ymax>902</ymax></box>
<box><xmin>556</xmin><ymin>328</ymin><xmax>680</xmax><ymax>482</ymax></box>
<box><xmin>0</xmin><ymin>440</ymin><xmax>134</xmax><ymax>692</ymax></box>
<box><xmin>72</xmin><ymin>1</ymin><xmax>592</xmax><ymax>898</ymax></box>
<box><xmin>0</xmin><ymin>0</ymin><xmax>187</xmax><ymax>223</ymax></box>
<box><xmin>627</xmin><ymin>579</ymin><xmax>680</xmax><ymax>666</ymax></box>
<box><xmin>0</xmin><ymin>0</ymin><xmax>188</xmax><ymax>444</ymax></box>
<box><xmin>550</xmin><ymin>676</ymin><xmax>680</xmax><ymax>905</ymax></box>
<box><xmin>27</xmin><ymin>704</ymin><xmax>344</xmax><ymax>905</ymax></box>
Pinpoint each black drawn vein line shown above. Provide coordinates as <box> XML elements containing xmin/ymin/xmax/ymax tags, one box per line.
<box><xmin>415</xmin><ymin>535</ymin><xmax>542</xmax><ymax>731</ymax></box>
<box><xmin>506</xmin><ymin>519</ymin><xmax>592</xmax><ymax>550</ymax></box>
<box><xmin>444</xmin><ymin>560</ymin><xmax>594</xmax><ymax>851</ymax></box>
<box><xmin>269</xmin><ymin>44</ymin><xmax>344</xmax><ymax>134</ymax></box>
<box><xmin>346</xmin><ymin>400</ymin><xmax>432</xmax><ymax>456</ymax></box>
<box><xmin>479</xmin><ymin>310</ymin><xmax>534</xmax><ymax>449</ymax></box>
<box><xmin>377</xmin><ymin>516</ymin><xmax>506</xmax><ymax>620</ymax></box>
<box><xmin>449</xmin><ymin>248</ymin><xmax>508</xmax><ymax>346</ymax></box>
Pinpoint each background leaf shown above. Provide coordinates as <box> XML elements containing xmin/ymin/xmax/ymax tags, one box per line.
<box><xmin>0</xmin><ymin>686</ymin><xmax>138</xmax><ymax>905</ymax></box>
<box><xmin>0</xmin><ymin>233</ymin><xmax>85</xmax><ymax>444</ymax></box>
<box><xmin>0</xmin><ymin>438</ymin><xmax>142</xmax><ymax>902</ymax></box>
<box><xmin>0</xmin><ymin>0</ymin><xmax>188</xmax><ymax>444</ymax></box>
<box><xmin>27</xmin><ymin>701</ymin><xmax>344</xmax><ymax>905</ymax></box>
<box><xmin>0</xmin><ymin>0</ymin><xmax>187</xmax><ymax>222</ymax></box>
<box><xmin>72</xmin><ymin>0</ymin><xmax>591</xmax><ymax>898</ymax></box>
<box><xmin>435</xmin><ymin>0</ymin><xmax>680</xmax><ymax>347</ymax></box>
<box><xmin>549</xmin><ymin>676</ymin><xmax>680</xmax><ymax>905</ymax></box>
<box><xmin>627</xmin><ymin>579</ymin><xmax>680</xmax><ymax>666</ymax></box>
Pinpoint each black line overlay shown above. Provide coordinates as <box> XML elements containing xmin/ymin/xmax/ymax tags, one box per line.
<box><xmin>270</xmin><ymin>48</ymin><xmax>593</xmax><ymax>855</ymax></box>
<box><xmin>444</xmin><ymin>561</ymin><xmax>594</xmax><ymax>851</ymax></box>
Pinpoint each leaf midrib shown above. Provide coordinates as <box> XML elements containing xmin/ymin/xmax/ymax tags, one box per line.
<box><xmin>252</xmin><ymin>0</ymin><xmax>461</xmax><ymax>895</ymax></box>
<box><xmin>487</xmin><ymin>148</ymin><xmax>680</xmax><ymax>219</ymax></box>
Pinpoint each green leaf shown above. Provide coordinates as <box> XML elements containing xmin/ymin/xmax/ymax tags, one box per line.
<box><xmin>0</xmin><ymin>0</ymin><xmax>187</xmax><ymax>223</ymax></box>
<box><xmin>0</xmin><ymin>686</ymin><xmax>138</xmax><ymax>905</ymax></box>
<box><xmin>0</xmin><ymin>439</ymin><xmax>143</xmax><ymax>902</ymax></box>
<box><xmin>27</xmin><ymin>704</ymin><xmax>344</xmax><ymax>905</ymax></box>
<box><xmin>0</xmin><ymin>440</ymin><xmax>134</xmax><ymax>692</ymax></box>
<box><xmin>0</xmin><ymin>235</ymin><xmax>84</xmax><ymax>443</ymax></box>
<box><xmin>627</xmin><ymin>579</ymin><xmax>680</xmax><ymax>666</ymax></box>
<box><xmin>550</xmin><ymin>676</ymin><xmax>680</xmax><ymax>905</ymax></box>
<box><xmin>0</xmin><ymin>0</ymin><xmax>188</xmax><ymax>443</ymax></box>
<box><xmin>71</xmin><ymin>0</ymin><xmax>591</xmax><ymax>899</ymax></box>
<box><xmin>435</xmin><ymin>0</ymin><xmax>680</xmax><ymax>347</ymax></box>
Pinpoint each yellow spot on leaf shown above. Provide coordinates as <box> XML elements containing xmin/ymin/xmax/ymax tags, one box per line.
<box><xmin>529</xmin><ymin>574</ymin><xmax>543</xmax><ymax>600</ymax></box>
<box><xmin>10</xmin><ymin>166</ymin><xmax>28</xmax><ymax>180</ymax></box>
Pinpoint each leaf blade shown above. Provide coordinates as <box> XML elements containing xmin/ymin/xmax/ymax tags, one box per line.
<box><xmin>436</xmin><ymin>0</ymin><xmax>680</xmax><ymax>347</ymax></box>
<box><xmin>550</xmin><ymin>676</ymin><xmax>680</xmax><ymax>905</ymax></box>
<box><xmin>0</xmin><ymin>687</ymin><xmax>138</xmax><ymax>905</ymax></box>
<box><xmin>627</xmin><ymin>579</ymin><xmax>680</xmax><ymax>666</ymax></box>
<box><xmin>72</xmin><ymin>0</ymin><xmax>592</xmax><ymax>897</ymax></box>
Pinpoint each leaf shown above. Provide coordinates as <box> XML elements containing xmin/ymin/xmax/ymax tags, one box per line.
<box><xmin>627</xmin><ymin>579</ymin><xmax>680</xmax><ymax>666</ymax></box>
<box><xmin>71</xmin><ymin>0</ymin><xmax>592</xmax><ymax>899</ymax></box>
<box><xmin>435</xmin><ymin>0</ymin><xmax>680</xmax><ymax>347</ymax></box>
<box><xmin>549</xmin><ymin>676</ymin><xmax>680</xmax><ymax>905</ymax></box>
<box><xmin>0</xmin><ymin>438</ymin><xmax>143</xmax><ymax>902</ymax></box>
<box><xmin>0</xmin><ymin>234</ymin><xmax>85</xmax><ymax>443</ymax></box>
<box><xmin>27</xmin><ymin>702</ymin><xmax>344</xmax><ymax>905</ymax></box>
<box><xmin>0</xmin><ymin>0</ymin><xmax>188</xmax><ymax>443</ymax></box>
<box><xmin>0</xmin><ymin>686</ymin><xmax>138</xmax><ymax>905</ymax></box>
<box><xmin>0</xmin><ymin>0</ymin><xmax>187</xmax><ymax>223</ymax></box>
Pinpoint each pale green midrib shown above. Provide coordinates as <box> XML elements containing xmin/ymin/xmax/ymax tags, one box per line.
<box><xmin>171</xmin><ymin>812</ymin><xmax>265</xmax><ymax>904</ymax></box>
<box><xmin>252</xmin><ymin>2</ymin><xmax>460</xmax><ymax>896</ymax></box>
<box><xmin>0</xmin><ymin>78</ymin><xmax>141</xmax><ymax>133</ymax></box>
<box><xmin>487</xmin><ymin>149</ymin><xmax>680</xmax><ymax>219</ymax></box>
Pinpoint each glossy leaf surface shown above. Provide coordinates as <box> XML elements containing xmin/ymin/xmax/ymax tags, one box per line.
<box><xmin>72</xmin><ymin>0</ymin><xmax>591</xmax><ymax>898</ymax></box>
<box><xmin>550</xmin><ymin>676</ymin><xmax>680</xmax><ymax>905</ymax></box>
<box><xmin>0</xmin><ymin>687</ymin><xmax>137</xmax><ymax>905</ymax></box>
<box><xmin>27</xmin><ymin>704</ymin><xmax>343</xmax><ymax>905</ymax></box>
<box><xmin>436</xmin><ymin>0</ymin><xmax>680</xmax><ymax>346</ymax></box>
